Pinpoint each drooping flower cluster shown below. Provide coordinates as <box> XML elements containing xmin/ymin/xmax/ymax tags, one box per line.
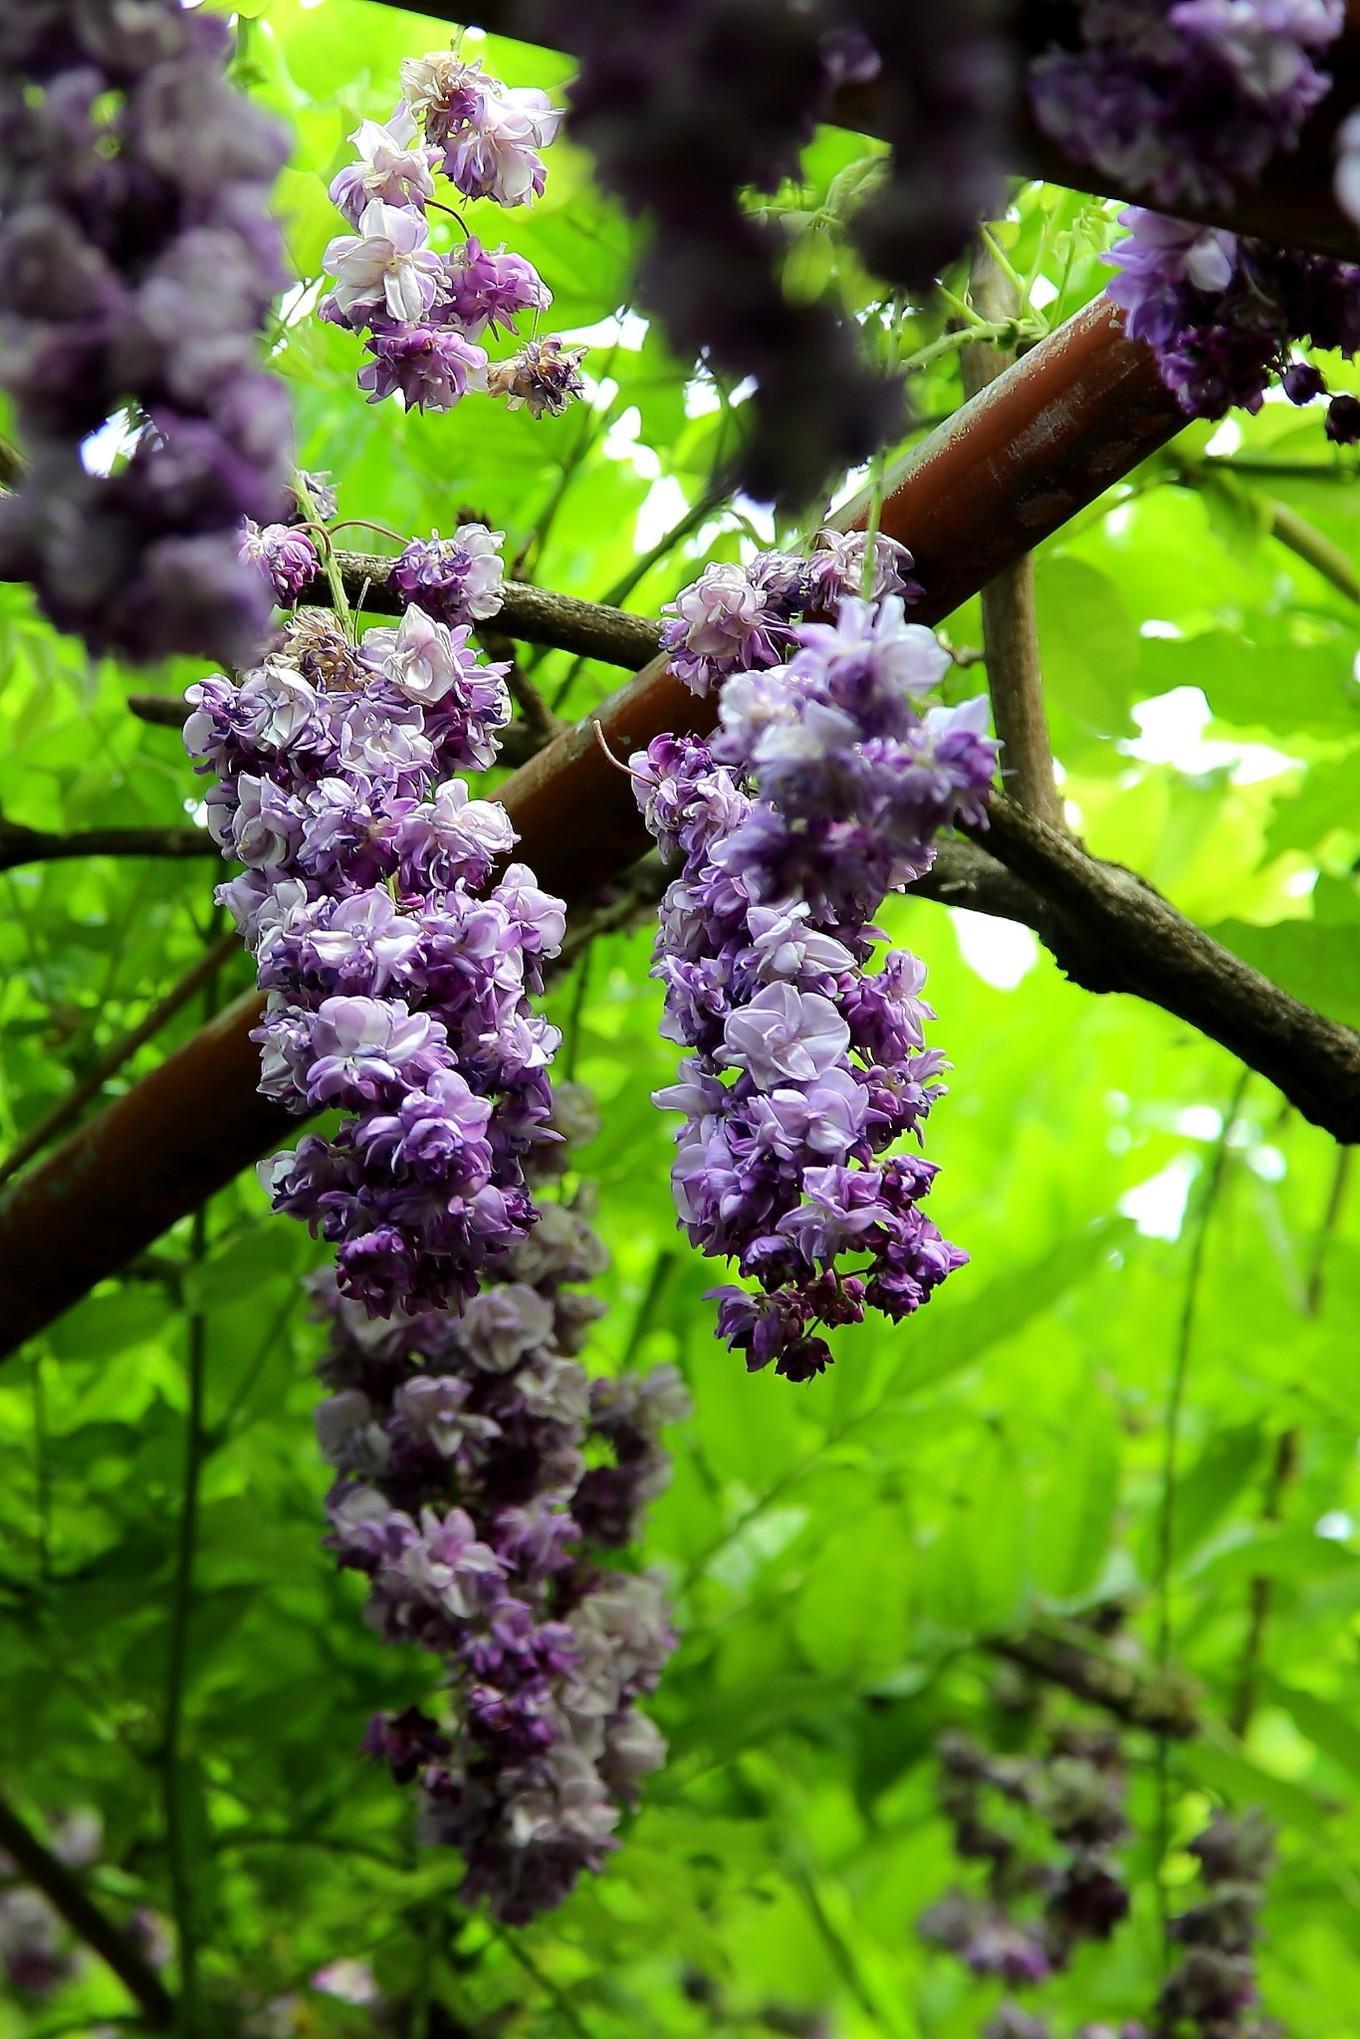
<box><xmin>919</xmin><ymin>1729</ymin><xmax>1133</xmax><ymax>2010</ymax></box>
<box><xmin>527</xmin><ymin>0</ymin><xmax>1012</xmax><ymax>502</ymax></box>
<box><xmin>1159</xmin><ymin>1810</ymin><xmax>1276</xmax><ymax>2038</ymax></box>
<box><xmin>529</xmin><ymin>0</ymin><xmax>899</xmax><ymax>504</ymax></box>
<box><xmin>0</xmin><ymin>4</ymin><xmax>293</xmax><ymax>663</ymax></box>
<box><xmin>1106</xmin><ymin>206</ymin><xmax>1360</xmax><ymax>438</ymax></box>
<box><xmin>919</xmin><ymin>1726</ymin><xmax>1279</xmax><ymax>2039</ymax></box>
<box><xmin>319</xmin><ymin>51</ymin><xmax>583</xmax><ymax>420</ymax></box>
<box><xmin>635</xmin><ymin>540</ymin><xmax>995</xmax><ymax>1381</ymax></box>
<box><xmin>658</xmin><ymin>527</ymin><xmax>922</xmax><ymax>696</ymax></box>
<box><xmin>313</xmin><ymin>1091</ymin><xmax>688</xmax><ymax>1923</ymax></box>
<box><xmin>1029</xmin><ymin>0</ymin><xmax>1345</xmax><ymax>211</ymax></box>
<box><xmin>185</xmin><ymin>556</ymin><xmax>569</xmax><ymax>1319</ymax></box>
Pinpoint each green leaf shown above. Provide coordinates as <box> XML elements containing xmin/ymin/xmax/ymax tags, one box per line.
<box><xmin>1206</xmin><ymin>919</ymin><xmax>1360</xmax><ymax>1027</ymax></box>
<box><xmin>1260</xmin><ymin>1676</ymin><xmax>1360</xmax><ymax>1785</ymax></box>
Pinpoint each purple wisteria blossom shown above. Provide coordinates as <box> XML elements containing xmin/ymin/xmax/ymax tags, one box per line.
<box><xmin>1029</xmin><ymin>0</ymin><xmax>1344</xmax><ymax>211</ymax></box>
<box><xmin>311</xmin><ymin>1090</ymin><xmax>688</xmax><ymax>1923</ymax></box>
<box><xmin>0</xmin><ymin>6</ymin><xmax>292</xmax><ymax>663</ymax></box>
<box><xmin>635</xmin><ymin>556</ymin><xmax>995</xmax><ymax>1380</ymax></box>
<box><xmin>185</xmin><ymin>531</ymin><xmax>566</xmax><ymax>1322</ymax></box>
<box><xmin>659</xmin><ymin>531</ymin><xmax>920</xmax><ymax>696</ymax></box>
<box><xmin>393</xmin><ymin>522</ymin><xmax>506</xmax><ymax>628</ymax></box>
<box><xmin>240</xmin><ymin>520</ymin><xmax>320</xmax><ymax>605</ymax></box>
<box><xmin>1106</xmin><ymin>204</ymin><xmax>1360</xmax><ymax>431</ymax></box>
<box><xmin>443</xmin><ymin>236</ymin><xmax>552</xmax><ymax>338</ymax></box>
<box><xmin>329</xmin><ymin>107</ymin><xmax>440</xmax><ymax>226</ymax></box>
<box><xmin>319</xmin><ymin>47</ymin><xmax>582</xmax><ymax>424</ymax></box>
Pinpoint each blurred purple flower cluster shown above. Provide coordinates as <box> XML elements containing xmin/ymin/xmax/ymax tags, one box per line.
<box><xmin>319</xmin><ymin>51</ymin><xmax>583</xmax><ymax>419</ymax></box>
<box><xmin>1159</xmin><ymin>1810</ymin><xmax>1277</xmax><ymax>2038</ymax></box>
<box><xmin>1029</xmin><ymin>0</ymin><xmax>1344</xmax><ymax>211</ymax></box>
<box><xmin>0</xmin><ymin>4</ymin><xmax>293</xmax><ymax>663</ymax></box>
<box><xmin>1106</xmin><ymin>206</ymin><xmax>1360</xmax><ymax>438</ymax></box>
<box><xmin>635</xmin><ymin>542</ymin><xmax>996</xmax><ymax>1381</ymax></box>
<box><xmin>921</xmin><ymin>1728</ymin><xmax>1278</xmax><ymax>2039</ymax></box>
<box><xmin>313</xmin><ymin>1091</ymin><xmax>689</xmax><ymax>1922</ymax></box>
<box><xmin>528</xmin><ymin>0</ymin><xmax>1010</xmax><ymax>504</ymax></box>
<box><xmin>920</xmin><ymin>1728</ymin><xmax>1132</xmax><ymax>2004</ymax></box>
<box><xmin>184</xmin><ymin>546</ymin><xmax>572</xmax><ymax>1319</ymax></box>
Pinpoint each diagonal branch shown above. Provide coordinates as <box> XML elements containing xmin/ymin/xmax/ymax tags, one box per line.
<box><xmin>972</xmin><ymin>797</ymin><xmax>1360</xmax><ymax>1142</ymax></box>
<box><xmin>0</xmin><ymin>300</ymin><xmax>1272</xmax><ymax>1357</ymax></box>
<box><xmin>990</xmin><ymin>1630</ymin><xmax>1200</xmax><ymax>1741</ymax></box>
<box><xmin>0</xmin><ymin>1793</ymin><xmax>175</xmax><ymax>2030</ymax></box>
<box><xmin>306</xmin><ymin>556</ymin><xmax>662</xmax><ymax>666</ymax></box>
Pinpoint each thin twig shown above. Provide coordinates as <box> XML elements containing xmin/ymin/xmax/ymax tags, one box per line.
<box><xmin>492</xmin><ymin>1928</ymin><xmax>592</xmax><ymax>2039</ymax></box>
<box><xmin>1152</xmin><ymin>1070</ymin><xmax>1252</xmax><ymax>1958</ymax></box>
<box><xmin>0</xmin><ymin>818</ymin><xmax>218</xmax><ymax>873</ymax></box>
<box><xmin>1231</xmin><ymin>1144</ymin><xmax>1353</xmax><ymax>1736</ymax></box>
<box><xmin>0</xmin><ymin>932</ymin><xmax>242</xmax><ymax>1189</ymax></box>
<box><xmin>0</xmin><ymin>1794</ymin><xmax>174</xmax><ymax>2029</ymax></box>
<box><xmin>1169</xmin><ymin>458</ymin><xmax>1360</xmax><ymax>607</ymax></box>
<box><xmin>162</xmin><ymin>932</ymin><xmax>226</xmax><ymax>2033</ymax></box>
<box><xmin>961</xmin><ymin>244</ymin><xmax>1065</xmax><ymax>831</ymax></box>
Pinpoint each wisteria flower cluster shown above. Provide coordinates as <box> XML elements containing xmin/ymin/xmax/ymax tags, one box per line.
<box><xmin>919</xmin><ymin>1727</ymin><xmax>1279</xmax><ymax>2039</ymax></box>
<box><xmin>634</xmin><ymin>539</ymin><xmax>995</xmax><ymax>1382</ymax></box>
<box><xmin>528</xmin><ymin>0</ymin><xmax>1012</xmax><ymax>503</ymax></box>
<box><xmin>1029</xmin><ymin>0</ymin><xmax>1345</xmax><ymax>212</ymax></box>
<box><xmin>1106</xmin><ymin>206</ymin><xmax>1360</xmax><ymax>439</ymax></box>
<box><xmin>313</xmin><ymin>1090</ymin><xmax>689</xmax><ymax>1922</ymax></box>
<box><xmin>1159</xmin><ymin>1809</ymin><xmax>1277</xmax><ymax>2038</ymax></box>
<box><xmin>0</xmin><ymin>3</ymin><xmax>293</xmax><ymax>664</ymax></box>
<box><xmin>919</xmin><ymin>1728</ymin><xmax>1133</xmax><ymax>2010</ymax></box>
<box><xmin>319</xmin><ymin>50</ymin><xmax>584</xmax><ymax>420</ymax></box>
<box><xmin>185</xmin><ymin>553</ymin><xmax>565</xmax><ymax>1319</ymax></box>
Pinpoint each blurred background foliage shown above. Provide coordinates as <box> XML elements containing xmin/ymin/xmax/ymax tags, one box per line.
<box><xmin>1</xmin><ymin>1</ymin><xmax>1359</xmax><ymax>2033</ymax></box>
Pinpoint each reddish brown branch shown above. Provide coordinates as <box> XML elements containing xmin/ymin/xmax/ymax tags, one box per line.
<box><xmin>0</xmin><ymin>304</ymin><xmax>1217</xmax><ymax>1356</ymax></box>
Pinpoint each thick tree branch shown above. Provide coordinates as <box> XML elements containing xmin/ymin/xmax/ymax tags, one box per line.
<box><xmin>0</xmin><ymin>1794</ymin><xmax>175</xmax><ymax>2030</ymax></box>
<box><xmin>960</xmin><ymin>244</ymin><xmax>1065</xmax><ymax>832</ymax></box>
<box><xmin>971</xmin><ymin>797</ymin><xmax>1360</xmax><ymax>1140</ymax></box>
<box><xmin>0</xmin><ymin>819</ymin><xmax>218</xmax><ymax>873</ymax></box>
<box><xmin>0</xmin><ymin>304</ymin><xmax>1227</xmax><ymax>1355</ymax></box>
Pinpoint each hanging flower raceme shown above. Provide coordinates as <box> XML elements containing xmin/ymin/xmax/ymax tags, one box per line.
<box><xmin>0</xmin><ymin>3</ymin><xmax>293</xmax><ymax>664</ymax></box>
<box><xmin>318</xmin><ymin>50</ymin><xmax>578</xmax><ymax>420</ymax></box>
<box><xmin>1105</xmin><ymin>206</ymin><xmax>1360</xmax><ymax>439</ymax></box>
<box><xmin>633</xmin><ymin>538</ymin><xmax>995</xmax><ymax>1382</ymax></box>
<box><xmin>1029</xmin><ymin>0</ymin><xmax>1345</xmax><ymax>211</ymax></box>
<box><xmin>185</xmin><ymin>540</ymin><xmax>570</xmax><ymax>1320</ymax></box>
<box><xmin>312</xmin><ymin>1088</ymin><xmax>688</xmax><ymax>1924</ymax></box>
